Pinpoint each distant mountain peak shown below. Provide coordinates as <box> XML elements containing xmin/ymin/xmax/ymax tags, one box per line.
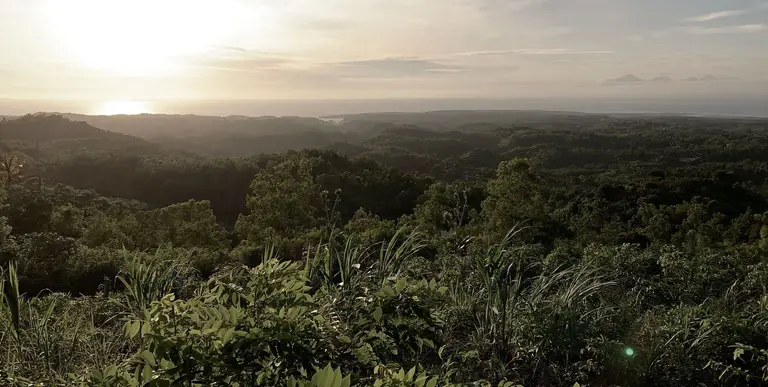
<box><xmin>649</xmin><ymin>76</ymin><xmax>674</xmax><ymax>83</ymax></box>
<box><xmin>607</xmin><ymin>74</ymin><xmax>644</xmax><ymax>83</ymax></box>
<box><xmin>685</xmin><ymin>74</ymin><xmax>722</xmax><ymax>82</ymax></box>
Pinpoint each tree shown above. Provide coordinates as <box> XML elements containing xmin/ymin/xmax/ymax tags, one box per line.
<box><xmin>0</xmin><ymin>153</ymin><xmax>25</xmax><ymax>189</ymax></box>
<box><xmin>0</xmin><ymin>180</ymin><xmax>7</xmax><ymax>245</ymax></box>
<box><xmin>235</xmin><ymin>157</ymin><xmax>324</xmax><ymax>246</ymax></box>
<box><xmin>481</xmin><ymin>158</ymin><xmax>549</xmax><ymax>241</ymax></box>
<box><xmin>0</xmin><ymin>216</ymin><xmax>10</xmax><ymax>248</ymax></box>
<box><xmin>412</xmin><ymin>181</ymin><xmax>482</xmax><ymax>233</ymax></box>
<box><xmin>344</xmin><ymin>208</ymin><xmax>396</xmax><ymax>245</ymax></box>
<box><xmin>134</xmin><ymin>200</ymin><xmax>229</xmax><ymax>249</ymax></box>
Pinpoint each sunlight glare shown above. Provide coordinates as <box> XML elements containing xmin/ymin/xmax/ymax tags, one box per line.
<box><xmin>45</xmin><ymin>0</ymin><xmax>243</xmax><ymax>76</ymax></box>
<box><xmin>97</xmin><ymin>100</ymin><xmax>152</xmax><ymax>115</ymax></box>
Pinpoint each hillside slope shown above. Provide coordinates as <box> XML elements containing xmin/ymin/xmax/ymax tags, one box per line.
<box><xmin>60</xmin><ymin>113</ymin><xmax>359</xmax><ymax>156</ymax></box>
<box><xmin>1</xmin><ymin>114</ymin><xmax>163</xmax><ymax>157</ymax></box>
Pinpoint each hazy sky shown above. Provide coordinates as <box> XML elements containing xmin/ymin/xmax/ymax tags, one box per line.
<box><xmin>2</xmin><ymin>0</ymin><xmax>767</xmax><ymax>104</ymax></box>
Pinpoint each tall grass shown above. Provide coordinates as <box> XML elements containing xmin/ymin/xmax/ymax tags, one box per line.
<box><xmin>473</xmin><ymin>226</ymin><xmax>529</xmax><ymax>348</ymax></box>
<box><xmin>307</xmin><ymin>235</ymin><xmax>372</xmax><ymax>291</ymax></box>
<box><xmin>1</xmin><ymin>265</ymin><xmax>122</xmax><ymax>382</ymax></box>
<box><xmin>305</xmin><ymin>229</ymin><xmax>422</xmax><ymax>291</ymax></box>
<box><xmin>1</xmin><ymin>263</ymin><xmax>21</xmax><ymax>335</ymax></box>
<box><xmin>116</xmin><ymin>250</ymin><xmax>193</xmax><ymax>311</ymax></box>
<box><xmin>377</xmin><ymin>227</ymin><xmax>426</xmax><ymax>282</ymax></box>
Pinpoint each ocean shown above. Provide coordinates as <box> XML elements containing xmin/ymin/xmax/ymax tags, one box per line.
<box><xmin>2</xmin><ymin>97</ymin><xmax>767</xmax><ymax>118</ymax></box>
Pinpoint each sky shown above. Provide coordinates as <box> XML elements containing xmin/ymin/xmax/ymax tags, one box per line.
<box><xmin>1</xmin><ymin>0</ymin><xmax>767</xmax><ymax>113</ymax></box>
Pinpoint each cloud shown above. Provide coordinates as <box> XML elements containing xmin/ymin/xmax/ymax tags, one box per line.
<box><xmin>605</xmin><ymin>74</ymin><xmax>644</xmax><ymax>83</ymax></box>
<box><xmin>195</xmin><ymin>52</ymin><xmax>302</xmax><ymax>73</ymax></box>
<box><xmin>683</xmin><ymin>24</ymin><xmax>767</xmax><ymax>34</ymax></box>
<box><xmin>605</xmin><ymin>74</ymin><xmax>737</xmax><ymax>84</ymax></box>
<box><xmin>212</xmin><ymin>46</ymin><xmax>248</xmax><ymax>53</ymax></box>
<box><xmin>470</xmin><ymin>0</ymin><xmax>548</xmax><ymax>13</ymax></box>
<box><xmin>683</xmin><ymin>10</ymin><xmax>747</xmax><ymax>22</ymax></box>
<box><xmin>632</xmin><ymin>22</ymin><xmax>767</xmax><ymax>41</ymax></box>
<box><xmin>684</xmin><ymin>75</ymin><xmax>737</xmax><ymax>82</ymax></box>
<box><xmin>196</xmin><ymin>53</ymin><xmax>475</xmax><ymax>85</ymax></box>
<box><xmin>333</xmin><ymin>58</ymin><xmax>463</xmax><ymax>78</ymax></box>
<box><xmin>293</xmin><ymin>17</ymin><xmax>349</xmax><ymax>31</ymax></box>
<box><xmin>453</xmin><ymin>48</ymin><xmax>613</xmax><ymax>56</ymax></box>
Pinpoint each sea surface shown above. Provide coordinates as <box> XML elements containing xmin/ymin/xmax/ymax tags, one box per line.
<box><xmin>2</xmin><ymin>97</ymin><xmax>767</xmax><ymax>118</ymax></box>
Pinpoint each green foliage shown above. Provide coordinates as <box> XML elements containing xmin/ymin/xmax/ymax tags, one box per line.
<box><xmin>481</xmin><ymin>159</ymin><xmax>553</xmax><ymax>243</ymax></box>
<box><xmin>3</xmin><ymin>113</ymin><xmax>768</xmax><ymax>386</ymax></box>
<box><xmin>344</xmin><ymin>209</ymin><xmax>396</xmax><ymax>245</ymax></box>
<box><xmin>120</xmin><ymin>258</ymin><xmax>324</xmax><ymax>385</ymax></box>
<box><xmin>0</xmin><ymin>216</ymin><xmax>10</xmax><ymax>249</ymax></box>
<box><xmin>1</xmin><ymin>267</ymin><xmax>129</xmax><ymax>384</ymax></box>
<box><xmin>0</xmin><ymin>263</ymin><xmax>21</xmax><ymax>334</ymax></box>
<box><xmin>377</xmin><ymin>228</ymin><xmax>427</xmax><ymax>282</ymax></box>
<box><xmin>288</xmin><ymin>365</ymin><xmax>351</xmax><ymax>387</ymax></box>
<box><xmin>117</xmin><ymin>251</ymin><xmax>196</xmax><ymax>312</ymax></box>
<box><xmin>412</xmin><ymin>181</ymin><xmax>482</xmax><ymax>233</ymax></box>
<box><xmin>133</xmin><ymin>200</ymin><xmax>230</xmax><ymax>250</ymax></box>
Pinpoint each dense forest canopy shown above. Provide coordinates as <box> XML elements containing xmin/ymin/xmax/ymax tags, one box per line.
<box><xmin>2</xmin><ymin>110</ymin><xmax>768</xmax><ymax>386</ymax></box>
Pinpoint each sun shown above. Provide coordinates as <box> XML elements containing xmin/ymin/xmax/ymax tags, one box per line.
<box><xmin>97</xmin><ymin>100</ymin><xmax>152</xmax><ymax>116</ymax></box>
<box><xmin>45</xmin><ymin>0</ymin><xmax>241</xmax><ymax>76</ymax></box>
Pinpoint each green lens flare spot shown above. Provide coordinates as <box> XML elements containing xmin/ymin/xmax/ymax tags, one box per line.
<box><xmin>624</xmin><ymin>347</ymin><xmax>635</xmax><ymax>357</ymax></box>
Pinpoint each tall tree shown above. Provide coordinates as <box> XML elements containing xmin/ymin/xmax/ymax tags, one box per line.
<box><xmin>235</xmin><ymin>157</ymin><xmax>324</xmax><ymax>246</ymax></box>
<box><xmin>0</xmin><ymin>153</ymin><xmax>24</xmax><ymax>189</ymax></box>
<box><xmin>481</xmin><ymin>158</ymin><xmax>550</xmax><ymax>241</ymax></box>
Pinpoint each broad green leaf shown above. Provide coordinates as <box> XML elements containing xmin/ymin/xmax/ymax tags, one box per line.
<box><xmin>406</xmin><ymin>367</ymin><xmax>416</xmax><ymax>380</ymax></box>
<box><xmin>396</xmin><ymin>279</ymin><xmax>406</xmax><ymax>293</ymax></box>
<box><xmin>333</xmin><ymin>367</ymin><xmax>343</xmax><ymax>386</ymax></box>
<box><xmin>141</xmin><ymin>364</ymin><xmax>152</xmax><ymax>382</ymax></box>
<box><xmin>128</xmin><ymin>320</ymin><xmax>141</xmax><ymax>338</ymax></box>
<box><xmin>140</xmin><ymin>350</ymin><xmax>156</xmax><ymax>367</ymax></box>
<box><xmin>382</xmin><ymin>287</ymin><xmax>396</xmax><ymax>297</ymax></box>
<box><xmin>141</xmin><ymin>321</ymin><xmax>151</xmax><ymax>335</ymax></box>
<box><xmin>221</xmin><ymin>327</ymin><xmax>235</xmax><ymax>344</ymax></box>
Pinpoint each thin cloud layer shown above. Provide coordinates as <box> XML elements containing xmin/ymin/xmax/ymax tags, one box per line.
<box><xmin>684</xmin><ymin>24</ymin><xmax>767</xmax><ymax>34</ymax></box>
<box><xmin>1</xmin><ymin>0</ymin><xmax>767</xmax><ymax>100</ymax></box>
<box><xmin>453</xmin><ymin>49</ymin><xmax>613</xmax><ymax>56</ymax></box>
<box><xmin>333</xmin><ymin>58</ymin><xmax>464</xmax><ymax>79</ymax></box>
<box><xmin>683</xmin><ymin>10</ymin><xmax>747</xmax><ymax>22</ymax></box>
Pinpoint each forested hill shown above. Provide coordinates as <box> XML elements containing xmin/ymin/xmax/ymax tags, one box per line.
<box><xmin>16</xmin><ymin>110</ymin><xmax>767</xmax><ymax>163</ymax></box>
<box><xmin>62</xmin><ymin>113</ymin><xmax>336</xmax><ymax>138</ymax></box>
<box><xmin>0</xmin><ymin>114</ymin><xmax>163</xmax><ymax>157</ymax></box>
<box><xmin>3</xmin><ymin>112</ymin><xmax>768</xmax><ymax>225</ymax></box>
<box><xmin>326</xmin><ymin>109</ymin><xmax>768</xmax><ymax>129</ymax></box>
<box><xmin>324</xmin><ymin>109</ymin><xmax>611</xmax><ymax>130</ymax></box>
<box><xmin>61</xmin><ymin>113</ymin><xmax>358</xmax><ymax>156</ymax></box>
<box><xmin>3</xmin><ymin>110</ymin><xmax>768</xmax><ymax>385</ymax></box>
